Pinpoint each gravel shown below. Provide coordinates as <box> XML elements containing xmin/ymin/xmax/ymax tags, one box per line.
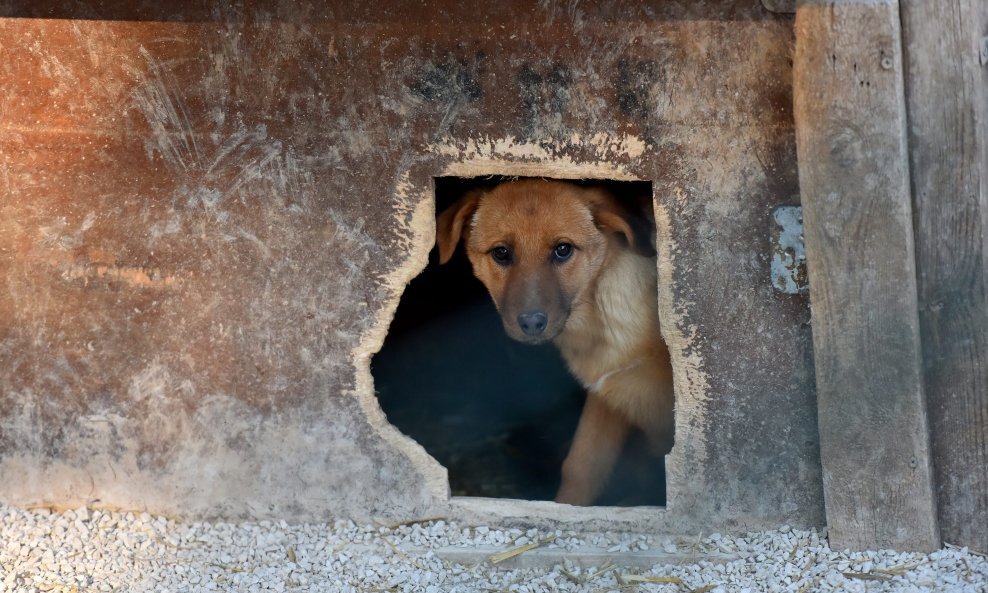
<box><xmin>0</xmin><ymin>503</ymin><xmax>985</xmax><ymax>592</ymax></box>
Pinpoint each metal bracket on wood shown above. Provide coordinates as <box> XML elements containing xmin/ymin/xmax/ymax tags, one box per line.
<box><xmin>770</xmin><ymin>205</ymin><xmax>808</xmax><ymax>295</ymax></box>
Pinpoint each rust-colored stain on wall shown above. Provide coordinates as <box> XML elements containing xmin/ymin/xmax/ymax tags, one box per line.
<box><xmin>0</xmin><ymin>1</ymin><xmax>821</xmax><ymax>530</ymax></box>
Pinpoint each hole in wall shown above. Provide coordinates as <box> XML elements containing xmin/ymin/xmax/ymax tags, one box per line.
<box><xmin>373</xmin><ymin>176</ymin><xmax>668</xmax><ymax>506</ymax></box>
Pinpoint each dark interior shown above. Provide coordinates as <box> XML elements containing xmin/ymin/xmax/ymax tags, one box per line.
<box><xmin>372</xmin><ymin>176</ymin><xmax>667</xmax><ymax>506</ymax></box>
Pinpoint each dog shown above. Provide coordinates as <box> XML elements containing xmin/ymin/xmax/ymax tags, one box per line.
<box><xmin>436</xmin><ymin>178</ymin><xmax>674</xmax><ymax>506</ymax></box>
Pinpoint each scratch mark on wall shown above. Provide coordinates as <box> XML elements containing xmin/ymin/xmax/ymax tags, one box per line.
<box><xmin>128</xmin><ymin>47</ymin><xmax>310</xmax><ymax>227</ymax></box>
<box><xmin>27</xmin><ymin>39</ymin><xmax>81</xmax><ymax>99</ymax></box>
<box><xmin>130</xmin><ymin>47</ymin><xmax>201</xmax><ymax>172</ymax></box>
<box><xmin>407</xmin><ymin>52</ymin><xmax>485</xmax><ymax>135</ymax></box>
<box><xmin>60</xmin><ymin>263</ymin><xmax>180</xmax><ymax>289</ymax></box>
<box><xmin>37</xmin><ymin>214</ymin><xmax>96</xmax><ymax>252</ymax></box>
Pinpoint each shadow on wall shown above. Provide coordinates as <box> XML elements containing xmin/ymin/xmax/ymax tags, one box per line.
<box><xmin>372</xmin><ymin>177</ymin><xmax>666</xmax><ymax>506</ymax></box>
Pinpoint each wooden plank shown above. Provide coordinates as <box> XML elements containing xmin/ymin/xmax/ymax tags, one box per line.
<box><xmin>901</xmin><ymin>0</ymin><xmax>988</xmax><ymax>554</ymax></box>
<box><xmin>793</xmin><ymin>0</ymin><xmax>940</xmax><ymax>551</ymax></box>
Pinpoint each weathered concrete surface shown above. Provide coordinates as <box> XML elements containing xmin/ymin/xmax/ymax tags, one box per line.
<box><xmin>0</xmin><ymin>1</ymin><xmax>822</xmax><ymax>531</ymax></box>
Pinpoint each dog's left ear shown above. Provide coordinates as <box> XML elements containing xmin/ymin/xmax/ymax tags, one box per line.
<box><xmin>582</xmin><ymin>188</ymin><xmax>657</xmax><ymax>257</ymax></box>
<box><xmin>436</xmin><ymin>190</ymin><xmax>483</xmax><ymax>264</ymax></box>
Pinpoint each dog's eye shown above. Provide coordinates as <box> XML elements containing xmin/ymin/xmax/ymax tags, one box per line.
<box><xmin>490</xmin><ymin>246</ymin><xmax>512</xmax><ymax>266</ymax></box>
<box><xmin>553</xmin><ymin>242</ymin><xmax>574</xmax><ymax>262</ymax></box>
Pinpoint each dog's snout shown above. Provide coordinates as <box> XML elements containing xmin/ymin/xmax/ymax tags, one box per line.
<box><xmin>517</xmin><ymin>311</ymin><xmax>548</xmax><ymax>336</ymax></box>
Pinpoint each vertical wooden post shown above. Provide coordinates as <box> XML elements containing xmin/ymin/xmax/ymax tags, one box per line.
<box><xmin>901</xmin><ymin>0</ymin><xmax>988</xmax><ymax>553</ymax></box>
<box><xmin>793</xmin><ymin>0</ymin><xmax>940</xmax><ymax>551</ymax></box>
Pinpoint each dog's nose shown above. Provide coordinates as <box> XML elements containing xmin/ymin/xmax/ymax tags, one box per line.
<box><xmin>517</xmin><ymin>311</ymin><xmax>548</xmax><ymax>336</ymax></box>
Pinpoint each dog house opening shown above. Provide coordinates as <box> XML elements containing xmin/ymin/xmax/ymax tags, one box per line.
<box><xmin>373</xmin><ymin>176</ymin><xmax>671</xmax><ymax>506</ymax></box>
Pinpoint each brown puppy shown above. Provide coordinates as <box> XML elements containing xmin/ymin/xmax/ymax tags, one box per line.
<box><xmin>437</xmin><ymin>178</ymin><xmax>674</xmax><ymax>506</ymax></box>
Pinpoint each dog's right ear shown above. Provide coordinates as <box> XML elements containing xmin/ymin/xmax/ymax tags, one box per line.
<box><xmin>436</xmin><ymin>190</ymin><xmax>483</xmax><ymax>264</ymax></box>
<box><xmin>581</xmin><ymin>187</ymin><xmax>657</xmax><ymax>257</ymax></box>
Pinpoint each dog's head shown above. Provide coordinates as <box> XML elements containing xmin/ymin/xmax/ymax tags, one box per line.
<box><xmin>437</xmin><ymin>179</ymin><xmax>654</xmax><ymax>345</ymax></box>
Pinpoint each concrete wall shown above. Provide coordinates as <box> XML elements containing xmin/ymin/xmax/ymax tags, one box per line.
<box><xmin>0</xmin><ymin>1</ymin><xmax>823</xmax><ymax>532</ymax></box>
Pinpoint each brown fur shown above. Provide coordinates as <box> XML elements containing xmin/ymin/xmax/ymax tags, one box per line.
<box><xmin>437</xmin><ymin>179</ymin><xmax>674</xmax><ymax>506</ymax></box>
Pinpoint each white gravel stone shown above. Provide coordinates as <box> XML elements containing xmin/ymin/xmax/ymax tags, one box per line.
<box><xmin>0</xmin><ymin>503</ymin><xmax>985</xmax><ymax>592</ymax></box>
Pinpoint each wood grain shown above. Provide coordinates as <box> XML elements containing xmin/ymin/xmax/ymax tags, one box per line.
<box><xmin>794</xmin><ymin>0</ymin><xmax>940</xmax><ymax>551</ymax></box>
<box><xmin>902</xmin><ymin>0</ymin><xmax>988</xmax><ymax>553</ymax></box>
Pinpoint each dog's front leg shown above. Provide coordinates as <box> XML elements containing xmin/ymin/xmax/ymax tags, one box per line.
<box><xmin>555</xmin><ymin>393</ymin><xmax>630</xmax><ymax>505</ymax></box>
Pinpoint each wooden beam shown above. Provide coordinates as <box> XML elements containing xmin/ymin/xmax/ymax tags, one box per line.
<box><xmin>793</xmin><ymin>0</ymin><xmax>940</xmax><ymax>551</ymax></box>
<box><xmin>901</xmin><ymin>0</ymin><xmax>988</xmax><ymax>554</ymax></box>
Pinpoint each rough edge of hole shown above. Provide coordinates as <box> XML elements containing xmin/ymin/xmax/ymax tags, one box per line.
<box><xmin>351</xmin><ymin>171</ymin><xmax>450</xmax><ymax>504</ymax></box>
<box><xmin>653</xmin><ymin>194</ymin><xmax>710</xmax><ymax>519</ymax></box>
<box><xmin>352</xmin><ymin>135</ymin><xmax>695</xmax><ymax>531</ymax></box>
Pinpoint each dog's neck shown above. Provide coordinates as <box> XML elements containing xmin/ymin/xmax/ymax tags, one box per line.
<box><xmin>554</xmin><ymin>246</ymin><xmax>660</xmax><ymax>391</ymax></box>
